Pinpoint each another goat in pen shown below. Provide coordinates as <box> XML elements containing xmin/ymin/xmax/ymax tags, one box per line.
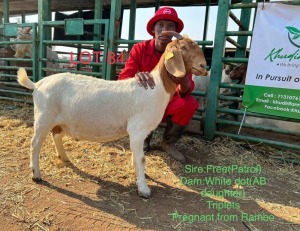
<box><xmin>14</xmin><ymin>27</ymin><xmax>59</xmax><ymax>76</ymax></box>
<box><xmin>192</xmin><ymin>66</ymin><xmax>233</xmax><ymax>107</ymax></box>
<box><xmin>229</xmin><ymin>63</ymin><xmax>248</xmax><ymax>84</ymax></box>
<box><xmin>17</xmin><ymin>31</ymin><xmax>207</xmax><ymax>198</ymax></box>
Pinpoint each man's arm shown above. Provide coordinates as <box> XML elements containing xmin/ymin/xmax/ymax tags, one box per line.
<box><xmin>118</xmin><ymin>45</ymin><xmax>140</xmax><ymax>80</ymax></box>
<box><xmin>118</xmin><ymin>44</ymin><xmax>155</xmax><ymax>89</ymax></box>
<box><xmin>171</xmin><ymin>73</ymin><xmax>194</xmax><ymax>97</ymax></box>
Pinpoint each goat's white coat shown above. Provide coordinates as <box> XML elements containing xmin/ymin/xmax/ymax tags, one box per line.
<box><xmin>193</xmin><ymin>69</ymin><xmax>232</xmax><ymax>94</ymax></box>
<box><xmin>28</xmin><ymin>70</ymin><xmax>169</xmax><ymax>141</ymax></box>
<box><xmin>192</xmin><ymin>69</ymin><xmax>232</xmax><ymax>106</ymax></box>
<box><xmin>18</xmin><ymin>69</ymin><xmax>169</xmax><ymax>198</ymax></box>
<box><xmin>17</xmin><ymin>35</ymin><xmax>207</xmax><ymax>198</ymax></box>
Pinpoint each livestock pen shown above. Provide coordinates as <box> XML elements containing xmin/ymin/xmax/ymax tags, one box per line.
<box><xmin>0</xmin><ymin>0</ymin><xmax>299</xmax><ymax>230</ymax></box>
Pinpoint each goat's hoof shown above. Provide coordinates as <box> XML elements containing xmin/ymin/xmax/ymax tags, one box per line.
<box><xmin>32</xmin><ymin>177</ymin><xmax>43</xmax><ymax>183</ymax></box>
<box><xmin>58</xmin><ymin>156</ymin><xmax>70</xmax><ymax>162</ymax></box>
<box><xmin>59</xmin><ymin>159</ymin><xmax>71</xmax><ymax>165</ymax></box>
<box><xmin>138</xmin><ymin>186</ymin><xmax>151</xmax><ymax>199</ymax></box>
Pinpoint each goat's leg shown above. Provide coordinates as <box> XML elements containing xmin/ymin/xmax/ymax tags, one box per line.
<box><xmin>14</xmin><ymin>45</ymin><xmax>26</xmax><ymax>58</ymax></box>
<box><xmin>129</xmin><ymin>132</ymin><xmax>151</xmax><ymax>198</ymax></box>
<box><xmin>31</xmin><ymin>132</ymin><xmax>47</xmax><ymax>181</ymax></box>
<box><xmin>31</xmin><ymin>118</ymin><xmax>53</xmax><ymax>181</ymax></box>
<box><xmin>26</xmin><ymin>47</ymin><xmax>33</xmax><ymax>58</ymax></box>
<box><xmin>51</xmin><ymin>127</ymin><xmax>69</xmax><ymax>162</ymax></box>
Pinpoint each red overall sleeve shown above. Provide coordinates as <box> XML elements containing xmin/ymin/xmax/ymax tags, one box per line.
<box><xmin>118</xmin><ymin>39</ymin><xmax>160</xmax><ymax>80</ymax></box>
<box><xmin>118</xmin><ymin>44</ymin><xmax>141</xmax><ymax>80</ymax></box>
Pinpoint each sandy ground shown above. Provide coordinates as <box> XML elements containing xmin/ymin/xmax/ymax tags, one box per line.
<box><xmin>0</xmin><ymin>101</ymin><xmax>299</xmax><ymax>231</ymax></box>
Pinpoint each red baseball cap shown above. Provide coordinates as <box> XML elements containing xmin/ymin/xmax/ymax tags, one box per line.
<box><xmin>146</xmin><ymin>7</ymin><xmax>184</xmax><ymax>36</ymax></box>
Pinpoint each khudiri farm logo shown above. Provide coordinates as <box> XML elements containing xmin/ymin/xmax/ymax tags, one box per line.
<box><xmin>264</xmin><ymin>25</ymin><xmax>300</xmax><ymax>63</ymax></box>
<box><xmin>286</xmin><ymin>26</ymin><xmax>300</xmax><ymax>48</ymax></box>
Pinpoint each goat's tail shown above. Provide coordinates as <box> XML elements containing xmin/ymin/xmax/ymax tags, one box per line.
<box><xmin>17</xmin><ymin>68</ymin><xmax>35</xmax><ymax>90</ymax></box>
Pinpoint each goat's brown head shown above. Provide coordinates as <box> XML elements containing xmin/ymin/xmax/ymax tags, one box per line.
<box><xmin>162</xmin><ymin>31</ymin><xmax>207</xmax><ymax>78</ymax></box>
<box><xmin>229</xmin><ymin>63</ymin><xmax>248</xmax><ymax>84</ymax></box>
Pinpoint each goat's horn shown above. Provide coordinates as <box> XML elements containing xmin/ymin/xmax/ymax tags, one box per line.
<box><xmin>161</xmin><ymin>31</ymin><xmax>183</xmax><ymax>39</ymax></box>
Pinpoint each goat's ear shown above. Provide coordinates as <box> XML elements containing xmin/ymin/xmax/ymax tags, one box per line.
<box><xmin>164</xmin><ymin>49</ymin><xmax>186</xmax><ymax>78</ymax></box>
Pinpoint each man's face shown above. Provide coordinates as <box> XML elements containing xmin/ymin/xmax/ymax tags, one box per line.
<box><xmin>153</xmin><ymin>20</ymin><xmax>176</xmax><ymax>44</ymax></box>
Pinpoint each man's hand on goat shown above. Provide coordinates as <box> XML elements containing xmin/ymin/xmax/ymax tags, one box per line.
<box><xmin>135</xmin><ymin>72</ymin><xmax>156</xmax><ymax>90</ymax></box>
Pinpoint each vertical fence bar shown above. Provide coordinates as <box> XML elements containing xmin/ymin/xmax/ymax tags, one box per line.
<box><xmin>106</xmin><ymin>0</ymin><xmax>122</xmax><ymax>80</ymax></box>
<box><xmin>2</xmin><ymin>0</ymin><xmax>9</xmax><ymax>79</ymax></box>
<box><xmin>38</xmin><ymin>0</ymin><xmax>51</xmax><ymax>80</ymax></box>
<box><xmin>234</xmin><ymin>0</ymin><xmax>252</xmax><ymax>58</ymax></box>
<box><xmin>31</xmin><ymin>23</ymin><xmax>38</xmax><ymax>82</ymax></box>
<box><xmin>102</xmin><ymin>20</ymin><xmax>109</xmax><ymax>79</ymax></box>
<box><xmin>3</xmin><ymin>0</ymin><xmax>9</xmax><ymax>24</ymax></box>
<box><xmin>204</xmin><ymin>0</ymin><xmax>230</xmax><ymax>140</ymax></box>
<box><xmin>155</xmin><ymin>0</ymin><xmax>160</xmax><ymax>11</ymax></box>
<box><xmin>202</xmin><ymin>0</ymin><xmax>211</xmax><ymax>47</ymax></box>
<box><xmin>93</xmin><ymin>0</ymin><xmax>103</xmax><ymax>74</ymax></box>
<box><xmin>128</xmin><ymin>0</ymin><xmax>137</xmax><ymax>51</ymax></box>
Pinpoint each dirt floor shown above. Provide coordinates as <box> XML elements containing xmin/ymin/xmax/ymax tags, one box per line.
<box><xmin>0</xmin><ymin>100</ymin><xmax>299</xmax><ymax>231</ymax></box>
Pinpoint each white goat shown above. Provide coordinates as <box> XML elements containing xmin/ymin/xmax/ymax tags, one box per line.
<box><xmin>17</xmin><ymin>31</ymin><xmax>207</xmax><ymax>198</ymax></box>
<box><xmin>14</xmin><ymin>27</ymin><xmax>59</xmax><ymax>76</ymax></box>
<box><xmin>192</xmin><ymin>68</ymin><xmax>233</xmax><ymax>107</ymax></box>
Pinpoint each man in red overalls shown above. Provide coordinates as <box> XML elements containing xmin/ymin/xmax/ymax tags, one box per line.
<box><xmin>118</xmin><ymin>7</ymin><xmax>199</xmax><ymax>163</ymax></box>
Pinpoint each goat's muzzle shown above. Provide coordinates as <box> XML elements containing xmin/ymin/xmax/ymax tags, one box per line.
<box><xmin>192</xmin><ymin>65</ymin><xmax>208</xmax><ymax>76</ymax></box>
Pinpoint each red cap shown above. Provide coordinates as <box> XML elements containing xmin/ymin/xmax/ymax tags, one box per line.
<box><xmin>146</xmin><ymin>7</ymin><xmax>184</xmax><ymax>36</ymax></box>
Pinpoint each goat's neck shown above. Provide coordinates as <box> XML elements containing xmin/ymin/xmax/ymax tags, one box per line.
<box><xmin>154</xmin><ymin>53</ymin><xmax>177</xmax><ymax>97</ymax></box>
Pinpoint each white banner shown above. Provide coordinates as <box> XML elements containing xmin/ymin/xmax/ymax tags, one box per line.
<box><xmin>245</xmin><ymin>2</ymin><xmax>300</xmax><ymax>89</ymax></box>
<box><xmin>243</xmin><ymin>3</ymin><xmax>300</xmax><ymax>119</ymax></box>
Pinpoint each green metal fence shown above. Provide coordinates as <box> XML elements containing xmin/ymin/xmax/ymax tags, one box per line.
<box><xmin>204</xmin><ymin>0</ymin><xmax>300</xmax><ymax>151</ymax></box>
<box><xmin>39</xmin><ymin>19</ymin><xmax>110</xmax><ymax>78</ymax></box>
<box><xmin>0</xmin><ymin>23</ymin><xmax>37</xmax><ymax>103</ymax></box>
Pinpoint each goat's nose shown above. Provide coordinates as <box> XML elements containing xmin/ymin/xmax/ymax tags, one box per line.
<box><xmin>200</xmin><ymin>64</ymin><xmax>208</xmax><ymax>74</ymax></box>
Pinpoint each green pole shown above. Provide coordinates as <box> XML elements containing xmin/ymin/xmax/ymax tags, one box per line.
<box><xmin>3</xmin><ymin>0</ymin><xmax>9</xmax><ymax>24</ymax></box>
<box><xmin>93</xmin><ymin>0</ymin><xmax>103</xmax><ymax>75</ymax></box>
<box><xmin>21</xmin><ymin>11</ymin><xmax>26</xmax><ymax>23</ymax></box>
<box><xmin>235</xmin><ymin>0</ymin><xmax>252</xmax><ymax>58</ymax></box>
<box><xmin>155</xmin><ymin>0</ymin><xmax>160</xmax><ymax>11</ymax></box>
<box><xmin>204</xmin><ymin>0</ymin><xmax>230</xmax><ymax>140</ymax></box>
<box><xmin>106</xmin><ymin>0</ymin><xmax>122</xmax><ymax>80</ymax></box>
<box><xmin>202</xmin><ymin>0</ymin><xmax>210</xmax><ymax>42</ymax></box>
<box><xmin>2</xmin><ymin>0</ymin><xmax>9</xmax><ymax>78</ymax></box>
<box><xmin>38</xmin><ymin>0</ymin><xmax>51</xmax><ymax>79</ymax></box>
<box><xmin>128</xmin><ymin>0</ymin><xmax>136</xmax><ymax>51</ymax></box>
<box><xmin>202</xmin><ymin>0</ymin><xmax>211</xmax><ymax>64</ymax></box>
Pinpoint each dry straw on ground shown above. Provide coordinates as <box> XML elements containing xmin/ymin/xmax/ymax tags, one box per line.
<box><xmin>0</xmin><ymin>100</ymin><xmax>299</xmax><ymax>231</ymax></box>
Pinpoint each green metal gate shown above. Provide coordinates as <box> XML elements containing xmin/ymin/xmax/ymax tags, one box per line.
<box><xmin>0</xmin><ymin>22</ymin><xmax>38</xmax><ymax>103</ymax></box>
<box><xmin>0</xmin><ymin>0</ymin><xmax>123</xmax><ymax>103</ymax></box>
<box><xmin>38</xmin><ymin>18</ymin><xmax>110</xmax><ymax>78</ymax></box>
